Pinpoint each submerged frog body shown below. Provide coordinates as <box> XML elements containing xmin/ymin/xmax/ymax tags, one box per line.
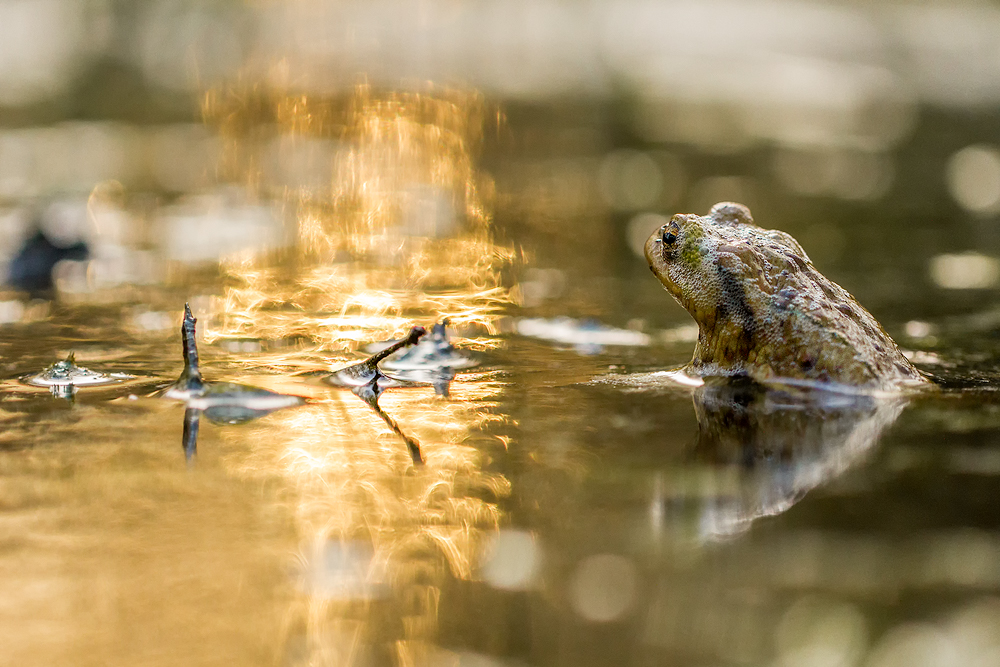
<box><xmin>644</xmin><ymin>202</ymin><xmax>928</xmax><ymax>390</ymax></box>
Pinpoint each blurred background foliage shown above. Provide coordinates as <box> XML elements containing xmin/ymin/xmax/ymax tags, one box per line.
<box><xmin>3</xmin><ymin>0</ymin><xmax>1000</xmax><ymax>328</ymax></box>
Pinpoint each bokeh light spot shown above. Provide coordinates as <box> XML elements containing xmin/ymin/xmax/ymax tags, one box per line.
<box><xmin>775</xmin><ymin>596</ymin><xmax>867</xmax><ymax>667</ymax></box>
<box><xmin>598</xmin><ymin>149</ymin><xmax>662</xmax><ymax>211</ymax></box>
<box><xmin>946</xmin><ymin>598</ymin><xmax>1000</xmax><ymax>666</ymax></box>
<box><xmin>480</xmin><ymin>529</ymin><xmax>540</xmax><ymax>591</ymax></box>
<box><xmin>947</xmin><ymin>145</ymin><xmax>1000</xmax><ymax>214</ymax></box>
<box><xmin>866</xmin><ymin>623</ymin><xmax>959</xmax><ymax>667</ymax></box>
<box><xmin>570</xmin><ymin>554</ymin><xmax>637</xmax><ymax>623</ymax></box>
<box><xmin>929</xmin><ymin>253</ymin><xmax>1000</xmax><ymax>290</ymax></box>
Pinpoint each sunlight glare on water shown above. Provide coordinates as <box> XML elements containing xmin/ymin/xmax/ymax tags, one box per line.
<box><xmin>198</xmin><ymin>86</ymin><xmax>519</xmax><ymax>667</ymax></box>
<box><xmin>222</xmin><ymin>382</ymin><xmax>511</xmax><ymax>665</ymax></box>
<box><xmin>200</xmin><ymin>83</ymin><xmax>516</xmax><ymax>353</ymax></box>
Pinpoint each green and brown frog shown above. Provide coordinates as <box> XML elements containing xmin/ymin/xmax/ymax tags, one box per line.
<box><xmin>644</xmin><ymin>202</ymin><xmax>929</xmax><ymax>390</ymax></box>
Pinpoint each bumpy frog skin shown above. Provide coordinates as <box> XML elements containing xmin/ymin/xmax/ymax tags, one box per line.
<box><xmin>644</xmin><ymin>202</ymin><xmax>929</xmax><ymax>389</ymax></box>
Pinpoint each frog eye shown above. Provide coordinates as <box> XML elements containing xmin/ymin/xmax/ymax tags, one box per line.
<box><xmin>661</xmin><ymin>219</ymin><xmax>681</xmax><ymax>246</ymax></box>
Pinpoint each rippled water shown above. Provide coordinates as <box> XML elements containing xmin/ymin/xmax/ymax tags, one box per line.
<box><xmin>3</xmin><ymin>81</ymin><xmax>1000</xmax><ymax>667</ymax></box>
<box><xmin>3</xmin><ymin>295</ymin><xmax>1000</xmax><ymax>666</ymax></box>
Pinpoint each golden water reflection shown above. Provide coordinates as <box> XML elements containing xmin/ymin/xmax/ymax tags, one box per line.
<box><xmin>202</xmin><ymin>84</ymin><xmax>515</xmax><ymax>351</ymax></box>
<box><xmin>227</xmin><ymin>379</ymin><xmax>510</xmax><ymax>665</ymax></box>
<box><xmin>198</xmin><ymin>83</ymin><xmax>516</xmax><ymax>665</ymax></box>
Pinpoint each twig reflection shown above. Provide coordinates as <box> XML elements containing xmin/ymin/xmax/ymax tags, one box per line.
<box><xmin>163</xmin><ymin>304</ymin><xmax>306</xmax><ymax>461</ymax></box>
<box><xmin>182</xmin><ymin>407</ymin><xmax>200</xmax><ymax>461</ymax></box>
<box><xmin>349</xmin><ymin>382</ymin><xmax>423</xmax><ymax>464</ymax></box>
<box><xmin>324</xmin><ymin>325</ymin><xmax>429</xmax><ymax>464</ymax></box>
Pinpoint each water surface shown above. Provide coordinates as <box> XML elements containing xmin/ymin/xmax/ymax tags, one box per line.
<box><xmin>3</xmin><ymin>298</ymin><xmax>1000</xmax><ymax>666</ymax></box>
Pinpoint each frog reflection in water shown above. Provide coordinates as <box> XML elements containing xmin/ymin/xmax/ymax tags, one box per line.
<box><xmin>645</xmin><ymin>202</ymin><xmax>929</xmax><ymax>390</ymax></box>
<box><xmin>684</xmin><ymin>378</ymin><xmax>907</xmax><ymax>538</ymax></box>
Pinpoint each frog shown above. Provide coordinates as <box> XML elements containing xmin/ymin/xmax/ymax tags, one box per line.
<box><xmin>644</xmin><ymin>202</ymin><xmax>929</xmax><ymax>390</ymax></box>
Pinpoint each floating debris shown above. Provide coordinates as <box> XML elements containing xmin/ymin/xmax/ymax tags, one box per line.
<box><xmin>374</xmin><ymin>320</ymin><xmax>478</xmax><ymax>396</ymax></box>
<box><xmin>326</xmin><ymin>326</ymin><xmax>426</xmax><ymax>394</ymax></box>
<box><xmin>325</xmin><ymin>326</ymin><xmax>428</xmax><ymax>464</ymax></box>
<box><xmin>24</xmin><ymin>352</ymin><xmax>135</xmax><ymax>398</ymax></box>
<box><xmin>162</xmin><ymin>303</ymin><xmax>306</xmax><ymax>459</ymax></box>
<box><xmin>376</xmin><ymin>320</ymin><xmax>476</xmax><ymax>371</ymax></box>
<box><xmin>517</xmin><ymin>316</ymin><xmax>651</xmax><ymax>353</ymax></box>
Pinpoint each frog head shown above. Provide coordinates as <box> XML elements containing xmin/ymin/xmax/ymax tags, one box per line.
<box><xmin>644</xmin><ymin>202</ymin><xmax>815</xmax><ymax>362</ymax></box>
